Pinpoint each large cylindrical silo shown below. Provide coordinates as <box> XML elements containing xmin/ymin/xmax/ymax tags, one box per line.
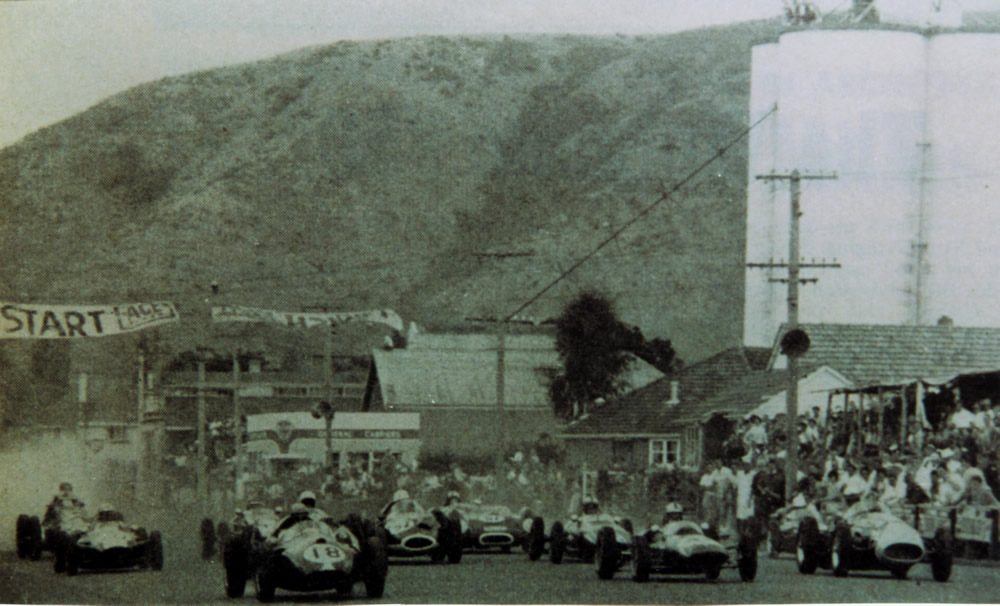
<box><xmin>922</xmin><ymin>34</ymin><xmax>1000</xmax><ymax>327</ymax></box>
<box><xmin>745</xmin><ymin>30</ymin><xmax>928</xmax><ymax>346</ymax></box>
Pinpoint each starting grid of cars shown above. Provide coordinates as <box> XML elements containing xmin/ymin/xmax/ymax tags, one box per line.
<box><xmin>18</xmin><ymin>488</ymin><xmax>991</xmax><ymax>602</ymax></box>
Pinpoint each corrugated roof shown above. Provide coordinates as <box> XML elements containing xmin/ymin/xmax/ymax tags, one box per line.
<box><xmin>372</xmin><ymin>333</ymin><xmax>662</xmax><ymax>410</ymax></box>
<box><xmin>563</xmin><ymin>347</ymin><xmax>757</xmax><ymax>435</ymax></box>
<box><xmin>769</xmin><ymin>323</ymin><xmax>1000</xmax><ymax>386</ymax></box>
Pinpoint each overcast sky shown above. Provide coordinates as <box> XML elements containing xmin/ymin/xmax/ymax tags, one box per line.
<box><xmin>2</xmin><ymin>0</ymin><xmax>998</xmax><ymax>147</ymax></box>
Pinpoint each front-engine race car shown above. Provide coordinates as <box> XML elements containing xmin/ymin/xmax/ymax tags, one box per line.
<box><xmin>628</xmin><ymin>520</ymin><xmax>757</xmax><ymax>582</ymax></box>
<box><xmin>442</xmin><ymin>500</ymin><xmax>531</xmax><ymax>552</ymax></box>
<box><xmin>53</xmin><ymin>506</ymin><xmax>163</xmax><ymax>575</ymax></box>
<box><xmin>16</xmin><ymin>499</ymin><xmax>91</xmax><ymax>563</ymax></box>
<box><xmin>377</xmin><ymin>494</ymin><xmax>463</xmax><ymax>563</ymax></box>
<box><xmin>795</xmin><ymin>508</ymin><xmax>952</xmax><ymax>581</ymax></box>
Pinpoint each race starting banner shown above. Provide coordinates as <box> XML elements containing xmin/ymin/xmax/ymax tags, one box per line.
<box><xmin>212</xmin><ymin>305</ymin><xmax>403</xmax><ymax>332</ymax></box>
<box><xmin>0</xmin><ymin>302</ymin><xmax>179</xmax><ymax>339</ymax></box>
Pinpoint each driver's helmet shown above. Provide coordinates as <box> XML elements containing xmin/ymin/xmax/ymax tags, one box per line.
<box><xmin>298</xmin><ymin>490</ymin><xmax>317</xmax><ymax>508</ymax></box>
<box><xmin>581</xmin><ymin>497</ymin><xmax>600</xmax><ymax>515</ymax></box>
<box><xmin>393</xmin><ymin>489</ymin><xmax>411</xmax><ymax>502</ymax></box>
<box><xmin>662</xmin><ymin>501</ymin><xmax>684</xmax><ymax>523</ymax></box>
<box><xmin>445</xmin><ymin>490</ymin><xmax>462</xmax><ymax>506</ymax></box>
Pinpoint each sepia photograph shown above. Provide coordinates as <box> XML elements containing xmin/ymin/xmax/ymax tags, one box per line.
<box><xmin>2</xmin><ymin>0</ymin><xmax>1000</xmax><ymax>603</ymax></box>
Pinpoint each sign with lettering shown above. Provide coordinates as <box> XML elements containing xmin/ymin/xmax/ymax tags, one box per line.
<box><xmin>212</xmin><ymin>305</ymin><xmax>403</xmax><ymax>332</ymax></box>
<box><xmin>0</xmin><ymin>302</ymin><xmax>179</xmax><ymax>339</ymax></box>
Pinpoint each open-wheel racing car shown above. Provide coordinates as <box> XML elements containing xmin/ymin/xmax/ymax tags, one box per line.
<box><xmin>627</xmin><ymin>520</ymin><xmax>757</xmax><ymax>582</ymax></box>
<box><xmin>794</xmin><ymin>507</ymin><xmax>952</xmax><ymax>581</ymax></box>
<box><xmin>52</xmin><ymin>505</ymin><xmax>163</xmax><ymax>575</ymax></box>
<box><xmin>17</xmin><ymin>499</ymin><xmax>91</xmax><ymax>563</ymax></box>
<box><xmin>222</xmin><ymin>509</ymin><xmax>388</xmax><ymax>601</ymax></box>
<box><xmin>377</xmin><ymin>493</ymin><xmax>463</xmax><ymax>563</ymax></box>
<box><xmin>442</xmin><ymin>499</ymin><xmax>531</xmax><ymax>552</ymax></box>
<box><xmin>526</xmin><ymin>505</ymin><xmax>633</xmax><ymax>572</ymax></box>
<box><xmin>202</xmin><ymin>502</ymin><xmax>281</xmax><ymax>560</ymax></box>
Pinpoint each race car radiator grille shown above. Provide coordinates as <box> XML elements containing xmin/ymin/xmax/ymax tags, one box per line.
<box><xmin>401</xmin><ymin>535</ymin><xmax>436</xmax><ymax>550</ymax></box>
<box><xmin>883</xmin><ymin>543</ymin><xmax>923</xmax><ymax>562</ymax></box>
<box><xmin>479</xmin><ymin>533</ymin><xmax>514</xmax><ymax>546</ymax></box>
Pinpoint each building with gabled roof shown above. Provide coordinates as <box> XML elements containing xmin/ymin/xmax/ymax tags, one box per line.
<box><xmin>362</xmin><ymin>331</ymin><xmax>664</xmax><ymax>457</ymax></box>
<box><xmin>559</xmin><ymin>347</ymin><xmax>768</xmax><ymax>470</ymax></box>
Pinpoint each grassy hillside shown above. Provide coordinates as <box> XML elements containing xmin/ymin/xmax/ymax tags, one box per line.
<box><xmin>0</xmin><ymin>20</ymin><xmax>784</xmax><ymax>425</ymax></box>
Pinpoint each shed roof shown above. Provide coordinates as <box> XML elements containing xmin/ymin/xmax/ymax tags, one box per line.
<box><xmin>769</xmin><ymin>323</ymin><xmax>1000</xmax><ymax>385</ymax></box>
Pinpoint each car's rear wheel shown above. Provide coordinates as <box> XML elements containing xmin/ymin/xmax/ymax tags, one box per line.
<box><xmin>255</xmin><ymin>564</ymin><xmax>276</xmax><ymax>602</ymax></box>
<box><xmin>364</xmin><ymin>532</ymin><xmax>389</xmax><ymax>598</ymax></box>
<box><xmin>446</xmin><ymin>512</ymin><xmax>463</xmax><ymax>563</ymax></box>
<box><xmin>795</xmin><ymin>517</ymin><xmax>819</xmax><ymax>574</ymax></box>
<box><xmin>16</xmin><ymin>514</ymin><xmax>34</xmax><ymax>559</ymax></box>
<box><xmin>527</xmin><ymin>517</ymin><xmax>545</xmax><ymax>561</ymax></box>
<box><xmin>53</xmin><ymin>533</ymin><xmax>67</xmax><ymax>573</ymax></box>
<box><xmin>25</xmin><ymin>517</ymin><xmax>43</xmax><ymax>560</ymax></box>
<box><xmin>65</xmin><ymin>543</ymin><xmax>80</xmax><ymax>576</ymax></box>
<box><xmin>631</xmin><ymin>535</ymin><xmax>651</xmax><ymax>583</ymax></box>
<box><xmin>223</xmin><ymin>537</ymin><xmax>249</xmax><ymax>598</ymax></box>
<box><xmin>738</xmin><ymin>534</ymin><xmax>758</xmax><ymax>582</ymax></box>
<box><xmin>148</xmin><ymin>531</ymin><xmax>164</xmax><ymax>571</ymax></box>
<box><xmin>831</xmin><ymin>525</ymin><xmax>850</xmax><ymax>577</ymax></box>
<box><xmin>930</xmin><ymin>528</ymin><xmax>953</xmax><ymax>582</ymax></box>
<box><xmin>200</xmin><ymin>518</ymin><xmax>216</xmax><ymax>560</ymax></box>
<box><xmin>595</xmin><ymin>526</ymin><xmax>620</xmax><ymax>580</ymax></box>
<box><xmin>549</xmin><ymin>522</ymin><xmax>565</xmax><ymax>564</ymax></box>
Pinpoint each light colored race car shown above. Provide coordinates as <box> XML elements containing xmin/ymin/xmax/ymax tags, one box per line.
<box><xmin>795</xmin><ymin>508</ymin><xmax>952</xmax><ymax>581</ymax></box>
<box><xmin>377</xmin><ymin>496</ymin><xmax>463</xmax><ymax>563</ymax></box>
<box><xmin>442</xmin><ymin>501</ymin><xmax>531</xmax><ymax>552</ymax></box>
<box><xmin>53</xmin><ymin>507</ymin><xmax>163</xmax><ymax>576</ymax></box>
<box><xmin>526</xmin><ymin>510</ymin><xmax>633</xmax><ymax>571</ymax></box>
<box><xmin>627</xmin><ymin>520</ymin><xmax>758</xmax><ymax>582</ymax></box>
<box><xmin>223</xmin><ymin>511</ymin><xmax>388</xmax><ymax>602</ymax></box>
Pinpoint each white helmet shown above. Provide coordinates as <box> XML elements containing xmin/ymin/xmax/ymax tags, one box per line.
<box><xmin>298</xmin><ymin>490</ymin><xmax>317</xmax><ymax>506</ymax></box>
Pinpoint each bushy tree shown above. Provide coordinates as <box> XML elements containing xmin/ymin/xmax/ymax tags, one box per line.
<box><xmin>548</xmin><ymin>291</ymin><xmax>681</xmax><ymax>419</ymax></box>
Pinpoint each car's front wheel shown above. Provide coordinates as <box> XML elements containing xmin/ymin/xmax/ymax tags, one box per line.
<box><xmin>223</xmin><ymin>537</ymin><xmax>249</xmax><ymax>598</ymax></box>
<box><xmin>631</xmin><ymin>535</ymin><xmax>651</xmax><ymax>583</ymax></box>
<box><xmin>930</xmin><ymin>528</ymin><xmax>953</xmax><ymax>582</ymax></box>
<box><xmin>364</xmin><ymin>530</ymin><xmax>389</xmax><ymax>598</ymax></box>
<box><xmin>795</xmin><ymin>517</ymin><xmax>820</xmax><ymax>574</ymax></box>
<box><xmin>595</xmin><ymin>526</ymin><xmax>620</xmax><ymax>580</ymax></box>
<box><xmin>527</xmin><ymin>517</ymin><xmax>545</xmax><ymax>561</ymax></box>
<box><xmin>549</xmin><ymin>522</ymin><xmax>565</xmax><ymax>564</ymax></box>
<box><xmin>148</xmin><ymin>531</ymin><xmax>164</xmax><ymax>571</ymax></box>
<box><xmin>831</xmin><ymin>525</ymin><xmax>850</xmax><ymax>577</ymax></box>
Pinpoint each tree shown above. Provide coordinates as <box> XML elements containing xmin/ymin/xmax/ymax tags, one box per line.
<box><xmin>548</xmin><ymin>291</ymin><xmax>681</xmax><ymax>420</ymax></box>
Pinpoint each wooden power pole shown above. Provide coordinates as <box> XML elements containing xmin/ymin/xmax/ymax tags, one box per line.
<box><xmin>751</xmin><ymin>169</ymin><xmax>838</xmax><ymax>500</ymax></box>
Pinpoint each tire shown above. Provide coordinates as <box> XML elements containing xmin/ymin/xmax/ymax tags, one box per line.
<box><xmin>149</xmin><ymin>531</ymin><xmax>164</xmax><ymax>571</ymax></box>
<box><xmin>930</xmin><ymin>528</ymin><xmax>953</xmax><ymax>583</ymax></box>
<box><xmin>795</xmin><ymin>517</ymin><xmax>819</xmax><ymax>574</ymax></box>
<box><xmin>200</xmin><ymin>518</ymin><xmax>216</xmax><ymax>560</ymax></box>
<box><xmin>738</xmin><ymin>535</ymin><xmax>758</xmax><ymax>582</ymax></box>
<box><xmin>255</xmin><ymin>564</ymin><xmax>276</xmax><ymax>602</ymax></box>
<box><xmin>527</xmin><ymin>517</ymin><xmax>545</xmax><ymax>561</ymax></box>
<box><xmin>65</xmin><ymin>543</ymin><xmax>80</xmax><ymax>576</ymax></box>
<box><xmin>223</xmin><ymin>537</ymin><xmax>249</xmax><ymax>598</ymax></box>
<box><xmin>595</xmin><ymin>526</ymin><xmax>620</xmax><ymax>580</ymax></box>
<box><xmin>631</xmin><ymin>535</ymin><xmax>651</xmax><ymax>583</ymax></box>
<box><xmin>16</xmin><ymin>514</ymin><xmax>32</xmax><ymax>559</ymax></box>
<box><xmin>26</xmin><ymin>517</ymin><xmax>43</xmax><ymax>561</ymax></box>
<box><xmin>831</xmin><ymin>525</ymin><xmax>850</xmax><ymax>577</ymax></box>
<box><xmin>549</xmin><ymin>522</ymin><xmax>565</xmax><ymax>564</ymax></box>
<box><xmin>446</xmin><ymin>512</ymin><xmax>463</xmax><ymax>563</ymax></box>
<box><xmin>53</xmin><ymin>533</ymin><xmax>67</xmax><ymax>573</ymax></box>
<box><xmin>364</xmin><ymin>533</ymin><xmax>389</xmax><ymax>598</ymax></box>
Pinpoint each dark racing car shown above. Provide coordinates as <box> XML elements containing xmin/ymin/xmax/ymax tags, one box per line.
<box><xmin>795</xmin><ymin>507</ymin><xmax>952</xmax><ymax>581</ymax></box>
<box><xmin>627</xmin><ymin>520</ymin><xmax>758</xmax><ymax>582</ymax></box>
<box><xmin>378</xmin><ymin>492</ymin><xmax>463</xmax><ymax>563</ymax></box>
<box><xmin>16</xmin><ymin>484</ymin><xmax>90</xmax><ymax>562</ymax></box>
<box><xmin>442</xmin><ymin>499</ymin><xmax>531</xmax><ymax>552</ymax></box>
<box><xmin>52</xmin><ymin>505</ymin><xmax>163</xmax><ymax>575</ymax></box>
<box><xmin>222</xmin><ymin>507</ymin><xmax>387</xmax><ymax>601</ymax></box>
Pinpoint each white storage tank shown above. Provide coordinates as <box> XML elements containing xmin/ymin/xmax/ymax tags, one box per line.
<box><xmin>744</xmin><ymin>29</ymin><xmax>1000</xmax><ymax>346</ymax></box>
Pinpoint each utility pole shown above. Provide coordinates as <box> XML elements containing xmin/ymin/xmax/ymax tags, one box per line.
<box><xmin>752</xmin><ymin>169</ymin><xmax>838</xmax><ymax>500</ymax></box>
<box><xmin>197</xmin><ymin>360</ymin><xmax>208</xmax><ymax>508</ymax></box>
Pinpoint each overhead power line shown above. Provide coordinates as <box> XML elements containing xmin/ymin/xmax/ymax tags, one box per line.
<box><xmin>504</xmin><ymin>104</ymin><xmax>779</xmax><ymax>322</ymax></box>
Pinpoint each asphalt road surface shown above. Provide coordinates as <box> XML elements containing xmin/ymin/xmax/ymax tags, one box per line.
<box><xmin>2</xmin><ymin>539</ymin><xmax>997</xmax><ymax>604</ymax></box>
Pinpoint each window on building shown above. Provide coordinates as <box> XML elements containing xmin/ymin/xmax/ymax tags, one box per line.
<box><xmin>648</xmin><ymin>438</ymin><xmax>679</xmax><ymax>467</ymax></box>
